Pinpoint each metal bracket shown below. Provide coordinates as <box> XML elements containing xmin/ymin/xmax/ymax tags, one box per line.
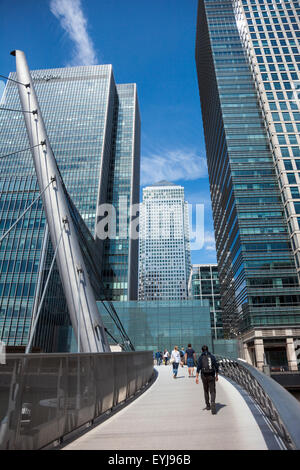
<box><xmin>76</xmin><ymin>265</ymin><xmax>83</xmax><ymax>274</ymax></box>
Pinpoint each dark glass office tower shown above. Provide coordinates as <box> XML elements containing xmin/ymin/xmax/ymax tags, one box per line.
<box><xmin>188</xmin><ymin>264</ymin><xmax>223</xmax><ymax>340</ymax></box>
<box><xmin>0</xmin><ymin>64</ymin><xmax>140</xmax><ymax>350</ymax></box>
<box><xmin>196</xmin><ymin>0</ymin><xmax>300</xmax><ymax>370</ymax></box>
<box><xmin>103</xmin><ymin>83</ymin><xmax>140</xmax><ymax>302</ymax></box>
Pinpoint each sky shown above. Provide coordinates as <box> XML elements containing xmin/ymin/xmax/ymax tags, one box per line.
<box><xmin>0</xmin><ymin>0</ymin><xmax>217</xmax><ymax>265</ymax></box>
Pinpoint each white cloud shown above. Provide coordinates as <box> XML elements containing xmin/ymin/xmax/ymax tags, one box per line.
<box><xmin>203</xmin><ymin>231</ymin><xmax>216</xmax><ymax>252</ymax></box>
<box><xmin>204</xmin><ymin>231</ymin><xmax>215</xmax><ymax>243</ymax></box>
<box><xmin>50</xmin><ymin>0</ymin><xmax>98</xmax><ymax>66</ymax></box>
<box><xmin>205</xmin><ymin>244</ymin><xmax>216</xmax><ymax>251</ymax></box>
<box><xmin>141</xmin><ymin>148</ymin><xmax>208</xmax><ymax>186</ymax></box>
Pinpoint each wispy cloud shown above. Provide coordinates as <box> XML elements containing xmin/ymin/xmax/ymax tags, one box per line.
<box><xmin>203</xmin><ymin>230</ymin><xmax>216</xmax><ymax>252</ymax></box>
<box><xmin>50</xmin><ymin>0</ymin><xmax>98</xmax><ymax>66</ymax></box>
<box><xmin>141</xmin><ymin>148</ymin><xmax>208</xmax><ymax>186</ymax></box>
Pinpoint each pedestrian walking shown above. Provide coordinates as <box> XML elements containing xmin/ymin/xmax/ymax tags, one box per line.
<box><xmin>185</xmin><ymin>343</ymin><xmax>196</xmax><ymax>377</ymax></box>
<box><xmin>155</xmin><ymin>350</ymin><xmax>162</xmax><ymax>365</ymax></box>
<box><xmin>163</xmin><ymin>349</ymin><xmax>170</xmax><ymax>365</ymax></box>
<box><xmin>179</xmin><ymin>347</ymin><xmax>185</xmax><ymax>367</ymax></box>
<box><xmin>170</xmin><ymin>346</ymin><xmax>181</xmax><ymax>378</ymax></box>
<box><xmin>195</xmin><ymin>345</ymin><xmax>219</xmax><ymax>414</ymax></box>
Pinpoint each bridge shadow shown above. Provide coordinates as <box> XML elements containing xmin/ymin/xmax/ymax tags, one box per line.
<box><xmin>222</xmin><ymin>376</ymin><xmax>283</xmax><ymax>450</ymax></box>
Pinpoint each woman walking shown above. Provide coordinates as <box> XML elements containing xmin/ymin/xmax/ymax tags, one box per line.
<box><xmin>171</xmin><ymin>346</ymin><xmax>181</xmax><ymax>378</ymax></box>
<box><xmin>185</xmin><ymin>343</ymin><xmax>196</xmax><ymax>377</ymax></box>
<box><xmin>163</xmin><ymin>349</ymin><xmax>169</xmax><ymax>365</ymax></box>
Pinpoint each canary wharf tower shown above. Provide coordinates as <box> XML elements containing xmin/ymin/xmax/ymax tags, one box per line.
<box><xmin>0</xmin><ymin>64</ymin><xmax>140</xmax><ymax>350</ymax></box>
<box><xmin>138</xmin><ymin>182</ymin><xmax>191</xmax><ymax>301</ymax></box>
<box><xmin>196</xmin><ymin>0</ymin><xmax>300</xmax><ymax>370</ymax></box>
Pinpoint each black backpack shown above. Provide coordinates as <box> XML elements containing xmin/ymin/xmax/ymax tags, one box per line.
<box><xmin>201</xmin><ymin>353</ymin><xmax>215</xmax><ymax>375</ymax></box>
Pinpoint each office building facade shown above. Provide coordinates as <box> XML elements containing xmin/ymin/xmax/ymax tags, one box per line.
<box><xmin>0</xmin><ymin>64</ymin><xmax>140</xmax><ymax>350</ymax></box>
<box><xmin>138</xmin><ymin>181</ymin><xmax>191</xmax><ymax>300</ymax></box>
<box><xmin>189</xmin><ymin>264</ymin><xmax>223</xmax><ymax>340</ymax></box>
<box><xmin>196</xmin><ymin>0</ymin><xmax>300</xmax><ymax>370</ymax></box>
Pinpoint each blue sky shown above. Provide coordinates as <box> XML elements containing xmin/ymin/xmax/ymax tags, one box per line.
<box><xmin>0</xmin><ymin>0</ymin><xmax>217</xmax><ymax>264</ymax></box>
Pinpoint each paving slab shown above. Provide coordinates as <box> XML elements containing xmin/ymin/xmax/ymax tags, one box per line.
<box><xmin>63</xmin><ymin>365</ymin><xmax>282</xmax><ymax>450</ymax></box>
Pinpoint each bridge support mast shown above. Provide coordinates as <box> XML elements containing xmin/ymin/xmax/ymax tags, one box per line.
<box><xmin>12</xmin><ymin>50</ymin><xmax>110</xmax><ymax>353</ymax></box>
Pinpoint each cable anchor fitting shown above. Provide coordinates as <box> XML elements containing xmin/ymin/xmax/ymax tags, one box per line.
<box><xmin>76</xmin><ymin>265</ymin><xmax>83</xmax><ymax>275</ymax></box>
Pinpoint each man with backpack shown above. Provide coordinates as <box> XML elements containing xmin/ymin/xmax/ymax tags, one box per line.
<box><xmin>195</xmin><ymin>345</ymin><xmax>219</xmax><ymax>415</ymax></box>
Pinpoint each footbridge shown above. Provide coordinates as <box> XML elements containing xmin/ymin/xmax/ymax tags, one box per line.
<box><xmin>63</xmin><ymin>360</ymin><xmax>300</xmax><ymax>451</ymax></box>
<box><xmin>1</xmin><ymin>353</ymin><xmax>300</xmax><ymax>451</ymax></box>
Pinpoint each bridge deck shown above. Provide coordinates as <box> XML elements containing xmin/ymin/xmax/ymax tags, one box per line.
<box><xmin>63</xmin><ymin>365</ymin><xmax>284</xmax><ymax>450</ymax></box>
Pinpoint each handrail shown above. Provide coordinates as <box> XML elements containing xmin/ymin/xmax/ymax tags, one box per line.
<box><xmin>0</xmin><ymin>351</ymin><xmax>154</xmax><ymax>450</ymax></box>
<box><xmin>216</xmin><ymin>356</ymin><xmax>300</xmax><ymax>450</ymax></box>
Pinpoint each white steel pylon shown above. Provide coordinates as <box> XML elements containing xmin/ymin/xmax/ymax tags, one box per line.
<box><xmin>12</xmin><ymin>50</ymin><xmax>110</xmax><ymax>353</ymax></box>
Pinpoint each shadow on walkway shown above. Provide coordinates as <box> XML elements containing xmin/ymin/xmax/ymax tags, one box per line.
<box><xmin>222</xmin><ymin>376</ymin><xmax>285</xmax><ymax>449</ymax></box>
<box><xmin>201</xmin><ymin>403</ymin><xmax>227</xmax><ymax>413</ymax></box>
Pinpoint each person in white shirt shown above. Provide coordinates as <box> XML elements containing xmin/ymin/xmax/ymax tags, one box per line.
<box><xmin>163</xmin><ymin>349</ymin><xmax>169</xmax><ymax>365</ymax></box>
<box><xmin>171</xmin><ymin>346</ymin><xmax>181</xmax><ymax>378</ymax></box>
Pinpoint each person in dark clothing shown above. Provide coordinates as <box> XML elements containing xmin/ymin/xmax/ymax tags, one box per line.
<box><xmin>155</xmin><ymin>351</ymin><xmax>162</xmax><ymax>365</ymax></box>
<box><xmin>185</xmin><ymin>343</ymin><xmax>196</xmax><ymax>377</ymax></box>
<box><xmin>195</xmin><ymin>345</ymin><xmax>219</xmax><ymax>414</ymax></box>
<box><xmin>179</xmin><ymin>347</ymin><xmax>185</xmax><ymax>367</ymax></box>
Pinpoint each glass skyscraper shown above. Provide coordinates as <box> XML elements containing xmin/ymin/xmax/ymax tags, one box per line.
<box><xmin>0</xmin><ymin>64</ymin><xmax>140</xmax><ymax>350</ymax></box>
<box><xmin>188</xmin><ymin>264</ymin><xmax>223</xmax><ymax>340</ymax></box>
<box><xmin>196</xmin><ymin>0</ymin><xmax>300</xmax><ymax>370</ymax></box>
<box><xmin>102</xmin><ymin>83</ymin><xmax>140</xmax><ymax>302</ymax></box>
<box><xmin>138</xmin><ymin>181</ymin><xmax>191</xmax><ymax>300</ymax></box>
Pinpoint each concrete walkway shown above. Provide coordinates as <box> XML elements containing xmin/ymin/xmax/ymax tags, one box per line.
<box><xmin>63</xmin><ymin>365</ymin><xmax>283</xmax><ymax>450</ymax></box>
